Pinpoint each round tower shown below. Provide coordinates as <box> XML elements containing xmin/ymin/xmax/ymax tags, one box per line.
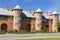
<box><xmin>12</xmin><ymin>5</ymin><xmax>22</xmax><ymax>31</ymax></box>
<box><xmin>34</xmin><ymin>8</ymin><xmax>43</xmax><ymax>31</ymax></box>
<box><xmin>51</xmin><ymin>11</ymin><xmax>58</xmax><ymax>32</ymax></box>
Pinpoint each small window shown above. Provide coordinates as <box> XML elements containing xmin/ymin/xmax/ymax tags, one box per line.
<box><xmin>15</xmin><ymin>16</ymin><xmax>21</xmax><ymax>20</ymax></box>
<box><xmin>38</xmin><ymin>18</ymin><xmax>42</xmax><ymax>22</ymax></box>
<box><xmin>10</xmin><ymin>16</ymin><xmax>13</xmax><ymax>20</ymax></box>
<box><xmin>0</xmin><ymin>15</ymin><xmax>7</xmax><ymax>20</ymax></box>
<box><xmin>37</xmin><ymin>24</ymin><xmax>42</xmax><ymax>27</ymax></box>
<box><xmin>38</xmin><ymin>13</ymin><xmax>42</xmax><ymax>16</ymax></box>
<box><xmin>16</xmin><ymin>10</ymin><xmax>21</xmax><ymax>14</ymax></box>
<box><xmin>15</xmin><ymin>23</ymin><xmax>21</xmax><ymax>26</ymax></box>
<box><xmin>10</xmin><ymin>23</ymin><xmax>13</xmax><ymax>27</ymax></box>
<box><xmin>43</xmin><ymin>19</ymin><xmax>47</xmax><ymax>22</ymax></box>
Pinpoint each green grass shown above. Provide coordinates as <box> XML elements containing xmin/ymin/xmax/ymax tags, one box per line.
<box><xmin>0</xmin><ymin>30</ymin><xmax>6</xmax><ymax>34</ymax></box>
<box><xmin>8</xmin><ymin>30</ymin><xmax>60</xmax><ymax>34</ymax></box>
<box><xmin>18</xmin><ymin>38</ymin><xmax>60</xmax><ymax>40</ymax></box>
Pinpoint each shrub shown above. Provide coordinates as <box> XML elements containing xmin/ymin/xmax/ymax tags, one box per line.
<box><xmin>13</xmin><ymin>29</ymin><xmax>18</xmax><ymax>32</ymax></box>
<box><xmin>0</xmin><ymin>30</ymin><xmax>5</xmax><ymax>34</ymax></box>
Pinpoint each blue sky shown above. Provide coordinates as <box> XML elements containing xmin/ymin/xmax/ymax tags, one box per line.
<box><xmin>0</xmin><ymin>0</ymin><xmax>60</xmax><ymax>20</ymax></box>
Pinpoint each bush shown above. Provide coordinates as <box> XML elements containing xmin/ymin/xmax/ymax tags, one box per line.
<box><xmin>0</xmin><ymin>30</ymin><xmax>5</xmax><ymax>34</ymax></box>
<box><xmin>14</xmin><ymin>29</ymin><xmax>18</xmax><ymax>32</ymax></box>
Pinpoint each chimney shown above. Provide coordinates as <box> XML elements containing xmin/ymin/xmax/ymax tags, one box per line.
<box><xmin>27</xmin><ymin>9</ymin><xmax>31</xmax><ymax>13</ymax></box>
<box><xmin>46</xmin><ymin>11</ymin><xmax>49</xmax><ymax>16</ymax></box>
<box><xmin>5</xmin><ymin>6</ymin><xmax>9</xmax><ymax>11</ymax></box>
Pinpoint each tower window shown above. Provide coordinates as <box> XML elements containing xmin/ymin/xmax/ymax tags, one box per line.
<box><xmin>38</xmin><ymin>13</ymin><xmax>42</xmax><ymax>16</ymax></box>
<box><xmin>16</xmin><ymin>10</ymin><xmax>21</xmax><ymax>14</ymax></box>
<box><xmin>10</xmin><ymin>23</ymin><xmax>13</xmax><ymax>27</ymax></box>
<box><xmin>38</xmin><ymin>18</ymin><xmax>42</xmax><ymax>22</ymax></box>
<box><xmin>37</xmin><ymin>24</ymin><xmax>42</xmax><ymax>27</ymax></box>
<box><xmin>10</xmin><ymin>16</ymin><xmax>13</xmax><ymax>20</ymax></box>
<box><xmin>15</xmin><ymin>23</ymin><xmax>21</xmax><ymax>27</ymax></box>
<box><xmin>15</xmin><ymin>16</ymin><xmax>21</xmax><ymax>20</ymax></box>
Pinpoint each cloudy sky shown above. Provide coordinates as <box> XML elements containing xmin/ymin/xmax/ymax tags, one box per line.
<box><xmin>0</xmin><ymin>0</ymin><xmax>60</xmax><ymax>19</ymax></box>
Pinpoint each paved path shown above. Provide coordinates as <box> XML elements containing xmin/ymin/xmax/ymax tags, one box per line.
<box><xmin>0</xmin><ymin>33</ymin><xmax>60</xmax><ymax>40</ymax></box>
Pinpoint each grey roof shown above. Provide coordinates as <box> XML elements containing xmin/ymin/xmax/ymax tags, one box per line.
<box><xmin>0</xmin><ymin>8</ymin><xmax>13</xmax><ymax>16</ymax></box>
<box><xmin>35</xmin><ymin>8</ymin><xmax>42</xmax><ymax>12</ymax></box>
<box><xmin>43</xmin><ymin>14</ymin><xmax>51</xmax><ymax>19</ymax></box>
<box><xmin>22</xmin><ymin>11</ymin><xmax>36</xmax><ymax>18</ymax></box>
<box><xmin>13</xmin><ymin>5</ymin><xmax>22</xmax><ymax>10</ymax></box>
<box><xmin>0</xmin><ymin>7</ymin><xmax>51</xmax><ymax>19</ymax></box>
<box><xmin>51</xmin><ymin>11</ymin><xmax>58</xmax><ymax>15</ymax></box>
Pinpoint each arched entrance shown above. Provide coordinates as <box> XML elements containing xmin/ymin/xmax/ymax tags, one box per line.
<box><xmin>1</xmin><ymin>23</ymin><xmax>7</xmax><ymax>32</ymax></box>
<box><xmin>26</xmin><ymin>24</ymin><xmax>31</xmax><ymax>32</ymax></box>
<box><xmin>45</xmin><ymin>25</ymin><xmax>49</xmax><ymax>32</ymax></box>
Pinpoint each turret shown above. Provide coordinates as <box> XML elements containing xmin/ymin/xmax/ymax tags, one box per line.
<box><xmin>34</xmin><ymin>8</ymin><xmax>43</xmax><ymax>31</ymax></box>
<box><xmin>51</xmin><ymin>11</ymin><xmax>58</xmax><ymax>32</ymax></box>
<box><xmin>12</xmin><ymin>5</ymin><xmax>22</xmax><ymax>31</ymax></box>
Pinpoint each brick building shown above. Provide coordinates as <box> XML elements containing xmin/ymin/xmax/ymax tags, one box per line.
<box><xmin>0</xmin><ymin>5</ymin><xmax>58</xmax><ymax>32</ymax></box>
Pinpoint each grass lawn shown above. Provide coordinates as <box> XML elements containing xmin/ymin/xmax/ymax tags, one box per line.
<box><xmin>8</xmin><ymin>30</ymin><xmax>60</xmax><ymax>34</ymax></box>
<box><xmin>18</xmin><ymin>38</ymin><xmax>60</xmax><ymax>40</ymax></box>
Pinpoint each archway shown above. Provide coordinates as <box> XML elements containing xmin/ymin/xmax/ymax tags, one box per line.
<box><xmin>45</xmin><ymin>25</ymin><xmax>49</xmax><ymax>32</ymax></box>
<box><xmin>1</xmin><ymin>23</ymin><xmax>7</xmax><ymax>32</ymax></box>
<box><xmin>26</xmin><ymin>24</ymin><xmax>31</xmax><ymax>32</ymax></box>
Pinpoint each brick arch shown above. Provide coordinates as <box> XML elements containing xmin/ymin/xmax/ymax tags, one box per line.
<box><xmin>1</xmin><ymin>23</ymin><xmax>7</xmax><ymax>32</ymax></box>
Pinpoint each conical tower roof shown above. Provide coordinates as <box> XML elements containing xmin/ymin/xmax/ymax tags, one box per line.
<box><xmin>51</xmin><ymin>11</ymin><xmax>58</xmax><ymax>14</ymax></box>
<box><xmin>13</xmin><ymin>5</ymin><xmax>22</xmax><ymax>10</ymax></box>
<box><xmin>35</xmin><ymin>8</ymin><xmax>42</xmax><ymax>12</ymax></box>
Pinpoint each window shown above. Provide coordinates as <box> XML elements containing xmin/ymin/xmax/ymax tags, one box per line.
<box><xmin>15</xmin><ymin>16</ymin><xmax>21</xmax><ymax>20</ymax></box>
<box><xmin>22</xmin><ymin>17</ymin><xmax>30</xmax><ymax>20</ymax></box>
<box><xmin>38</xmin><ymin>18</ymin><xmax>42</xmax><ymax>22</ymax></box>
<box><xmin>0</xmin><ymin>15</ymin><xmax>7</xmax><ymax>20</ymax></box>
<box><xmin>15</xmin><ymin>23</ymin><xmax>21</xmax><ymax>26</ymax></box>
<box><xmin>10</xmin><ymin>23</ymin><xmax>13</xmax><ymax>27</ymax></box>
<box><xmin>43</xmin><ymin>19</ymin><xmax>47</xmax><ymax>22</ymax></box>
<box><xmin>37</xmin><ymin>24</ymin><xmax>42</xmax><ymax>27</ymax></box>
<box><xmin>38</xmin><ymin>13</ymin><xmax>42</xmax><ymax>16</ymax></box>
<box><xmin>16</xmin><ymin>10</ymin><xmax>21</xmax><ymax>14</ymax></box>
<box><xmin>10</xmin><ymin>16</ymin><xmax>13</xmax><ymax>20</ymax></box>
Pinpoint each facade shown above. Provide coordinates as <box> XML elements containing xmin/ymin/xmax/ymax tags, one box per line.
<box><xmin>0</xmin><ymin>5</ymin><xmax>58</xmax><ymax>32</ymax></box>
